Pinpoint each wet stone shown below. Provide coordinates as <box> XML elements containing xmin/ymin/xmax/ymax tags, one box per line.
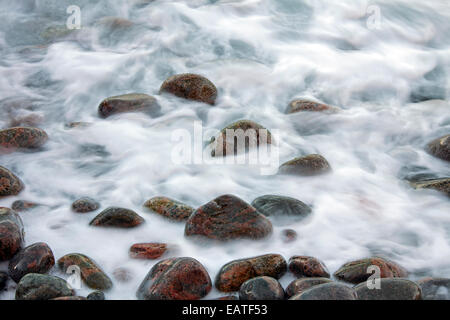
<box><xmin>0</xmin><ymin>271</ymin><xmax>8</xmax><ymax>290</ymax></box>
<box><xmin>143</xmin><ymin>196</ymin><xmax>193</xmax><ymax>221</ymax></box>
<box><xmin>15</xmin><ymin>273</ymin><xmax>74</xmax><ymax>300</ymax></box>
<box><xmin>410</xmin><ymin>178</ymin><xmax>450</xmax><ymax>197</ymax></box>
<box><xmin>90</xmin><ymin>207</ymin><xmax>144</xmax><ymax>228</ymax></box>
<box><xmin>11</xmin><ymin>200</ymin><xmax>39</xmax><ymax>212</ymax></box>
<box><xmin>251</xmin><ymin>195</ymin><xmax>311</xmax><ymax>220</ymax></box>
<box><xmin>8</xmin><ymin>242</ymin><xmax>55</xmax><ymax>283</ymax></box>
<box><xmin>98</xmin><ymin>93</ymin><xmax>161</xmax><ymax>118</ymax></box>
<box><xmin>0</xmin><ymin>127</ymin><xmax>48</xmax><ymax>151</ymax></box>
<box><xmin>278</xmin><ymin>154</ymin><xmax>331</xmax><ymax>176</ymax></box>
<box><xmin>286</xmin><ymin>99</ymin><xmax>336</xmax><ymax>114</ymax></box>
<box><xmin>290</xmin><ymin>282</ymin><xmax>357</xmax><ymax>300</ymax></box>
<box><xmin>185</xmin><ymin>194</ymin><xmax>272</xmax><ymax>241</ymax></box>
<box><xmin>160</xmin><ymin>73</ymin><xmax>217</xmax><ymax>105</ymax></box>
<box><xmin>355</xmin><ymin>278</ymin><xmax>422</xmax><ymax>300</ymax></box>
<box><xmin>65</xmin><ymin>122</ymin><xmax>92</xmax><ymax>129</ymax></box>
<box><xmin>0</xmin><ymin>166</ymin><xmax>24</xmax><ymax>197</ymax></box>
<box><xmin>239</xmin><ymin>276</ymin><xmax>285</xmax><ymax>300</ymax></box>
<box><xmin>286</xmin><ymin>277</ymin><xmax>333</xmax><ymax>298</ymax></box>
<box><xmin>211</xmin><ymin>120</ymin><xmax>272</xmax><ymax>157</ymax></box>
<box><xmin>0</xmin><ymin>207</ymin><xmax>25</xmax><ymax>261</ymax></box>
<box><xmin>215</xmin><ymin>254</ymin><xmax>287</xmax><ymax>292</ymax></box>
<box><xmin>137</xmin><ymin>257</ymin><xmax>212</xmax><ymax>300</ymax></box>
<box><xmin>288</xmin><ymin>256</ymin><xmax>330</xmax><ymax>278</ymax></box>
<box><xmin>87</xmin><ymin>291</ymin><xmax>105</xmax><ymax>300</ymax></box>
<box><xmin>427</xmin><ymin>134</ymin><xmax>450</xmax><ymax>162</ymax></box>
<box><xmin>417</xmin><ymin>277</ymin><xmax>450</xmax><ymax>300</ymax></box>
<box><xmin>72</xmin><ymin>197</ymin><xmax>100</xmax><ymax>213</ymax></box>
<box><xmin>334</xmin><ymin>257</ymin><xmax>408</xmax><ymax>284</ymax></box>
<box><xmin>113</xmin><ymin>267</ymin><xmax>133</xmax><ymax>283</ymax></box>
<box><xmin>130</xmin><ymin>243</ymin><xmax>168</xmax><ymax>259</ymax></box>
<box><xmin>281</xmin><ymin>229</ymin><xmax>297</xmax><ymax>243</ymax></box>
<box><xmin>57</xmin><ymin>253</ymin><xmax>113</xmax><ymax>290</ymax></box>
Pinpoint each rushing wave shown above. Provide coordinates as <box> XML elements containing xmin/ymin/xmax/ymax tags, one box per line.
<box><xmin>0</xmin><ymin>0</ymin><xmax>449</xmax><ymax>299</ymax></box>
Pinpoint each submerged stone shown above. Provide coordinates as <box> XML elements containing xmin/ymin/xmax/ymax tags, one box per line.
<box><xmin>286</xmin><ymin>99</ymin><xmax>336</xmax><ymax>114</ymax></box>
<box><xmin>211</xmin><ymin>120</ymin><xmax>272</xmax><ymax>157</ymax></box>
<box><xmin>427</xmin><ymin>134</ymin><xmax>450</xmax><ymax>162</ymax></box>
<box><xmin>98</xmin><ymin>93</ymin><xmax>161</xmax><ymax>118</ymax></box>
<box><xmin>410</xmin><ymin>178</ymin><xmax>450</xmax><ymax>197</ymax></box>
<box><xmin>251</xmin><ymin>195</ymin><xmax>311</xmax><ymax>219</ymax></box>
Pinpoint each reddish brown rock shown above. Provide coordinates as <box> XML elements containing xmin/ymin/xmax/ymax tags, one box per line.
<box><xmin>143</xmin><ymin>196</ymin><xmax>193</xmax><ymax>221</ymax></box>
<box><xmin>129</xmin><ymin>243</ymin><xmax>167</xmax><ymax>260</ymax></box>
<box><xmin>215</xmin><ymin>254</ymin><xmax>287</xmax><ymax>292</ymax></box>
<box><xmin>72</xmin><ymin>197</ymin><xmax>100</xmax><ymax>213</ymax></box>
<box><xmin>0</xmin><ymin>207</ymin><xmax>24</xmax><ymax>261</ymax></box>
<box><xmin>285</xmin><ymin>277</ymin><xmax>333</xmax><ymax>297</ymax></box>
<box><xmin>98</xmin><ymin>93</ymin><xmax>161</xmax><ymax>119</ymax></box>
<box><xmin>0</xmin><ymin>166</ymin><xmax>24</xmax><ymax>197</ymax></box>
<box><xmin>286</xmin><ymin>99</ymin><xmax>336</xmax><ymax>114</ymax></box>
<box><xmin>137</xmin><ymin>257</ymin><xmax>212</xmax><ymax>300</ymax></box>
<box><xmin>278</xmin><ymin>154</ymin><xmax>331</xmax><ymax>176</ymax></box>
<box><xmin>57</xmin><ymin>253</ymin><xmax>113</xmax><ymax>290</ymax></box>
<box><xmin>210</xmin><ymin>120</ymin><xmax>272</xmax><ymax>157</ymax></box>
<box><xmin>0</xmin><ymin>127</ymin><xmax>48</xmax><ymax>152</ymax></box>
<box><xmin>185</xmin><ymin>194</ymin><xmax>272</xmax><ymax>241</ymax></box>
<box><xmin>427</xmin><ymin>134</ymin><xmax>450</xmax><ymax>162</ymax></box>
<box><xmin>11</xmin><ymin>200</ymin><xmax>39</xmax><ymax>212</ymax></box>
<box><xmin>160</xmin><ymin>73</ymin><xmax>217</xmax><ymax>105</ymax></box>
<box><xmin>8</xmin><ymin>242</ymin><xmax>55</xmax><ymax>282</ymax></box>
<box><xmin>288</xmin><ymin>256</ymin><xmax>330</xmax><ymax>278</ymax></box>
<box><xmin>334</xmin><ymin>257</ymin><xmax>408</xmax><ymax>284</ymax></box>
<box><xmin>89</xmin><ymin>207</ymin><xmax>144</xmax><ymax>228</ymax></box>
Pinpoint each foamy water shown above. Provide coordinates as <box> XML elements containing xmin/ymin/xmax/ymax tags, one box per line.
<box><xmin>0</xmin><ymin>0</ymin><xmax>449</xmax><ymax>299</ymax></box>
